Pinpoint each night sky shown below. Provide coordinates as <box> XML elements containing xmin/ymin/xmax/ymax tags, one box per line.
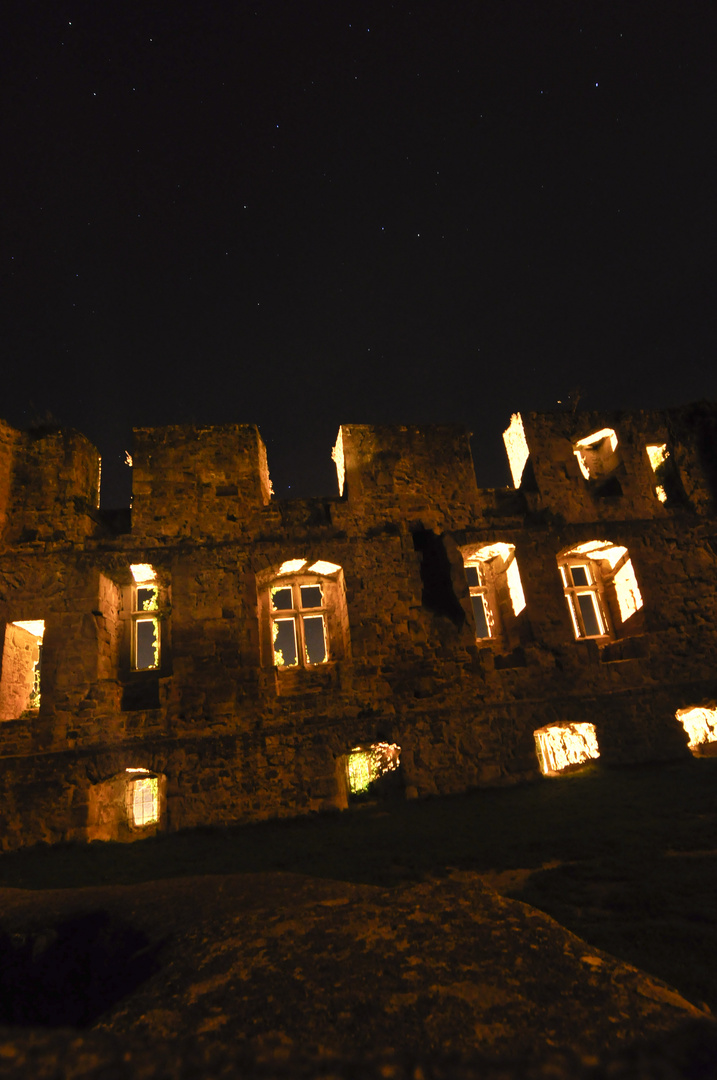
<box><xmin>3</xmin><ymin>1</ymin><xmax>716</xmax><ymax>507</ymax></box>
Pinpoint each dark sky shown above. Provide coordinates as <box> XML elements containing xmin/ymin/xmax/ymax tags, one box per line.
<box><xmin>3</xmin><ymin>1</ymin><xmax>716</xmax><ymax>506</ymax></box>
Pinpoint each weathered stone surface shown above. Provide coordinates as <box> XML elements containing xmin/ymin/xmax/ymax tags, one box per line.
<box><xmin>0</xmin><ymin>405</ymin><xmax>716</xmax><ymax>848</ymax></box>
<box><xmin>0</xmin><ymin>871</ymin><xmax>712</xmax><ymax>1077</ymax></box>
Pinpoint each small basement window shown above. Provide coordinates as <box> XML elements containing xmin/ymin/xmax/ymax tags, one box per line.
<box><xmin>346</xmin><ymin>743</ymin><xmax>401</xmax><ymax>797</ymax></box>
<box><xmin>573</xmin><ymin>428</ymin><xmax>619</xmax><ymax>481</ymax></box>
<box><xmin>676</xmin><ymin>707</ymin><xmax>717</xmax><ymax>755</ymax></box>
<box><xmin>129</xmin><ymin>775</ymin><xmax>159</xmax><ymax>826</ymax></box>
<box><xmin>0</xmin><ymin>620</ymin><xmax>45</xmax><ymax>720</ymax></box>
<box><xmin>534</xmin><ymin>723</ymin><xmax>600</xmax><ymax>775</ymax></box>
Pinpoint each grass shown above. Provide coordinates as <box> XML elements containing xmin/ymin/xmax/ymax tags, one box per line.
<box><xmin>2</xmin><ymin>757</ymin><xmax>717</xmax><ymax>1010</ymax></box>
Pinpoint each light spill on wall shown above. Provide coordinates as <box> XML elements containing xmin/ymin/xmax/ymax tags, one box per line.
<box><xmin>534</xmin><ymin>723</ymin><xmax>600</xmax><ymax>775</ymax></box>
<box><xmin>130</xmin><ymin>563</ymin><xmax>156</xmax><ymax>584</ymax></box>
<box><xmin>676</xmin><ymin>707</ymin><xmax>717</xmax><ymax>751</ymax></box>
<box><xmin>502</xmin><ymin>413</ymin><xmax>530</xmax><ymax>489</ymax></box>
<box><xmin>332</xmin><ymin>428</ymin><xmax>346</xmax><ymax>496</ymax></box>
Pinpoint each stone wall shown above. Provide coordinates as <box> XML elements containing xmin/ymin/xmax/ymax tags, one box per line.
<box><xmin>0</xmin><ymin>406</ymin><xmax>716</xmax><ymax>851</ymax></box>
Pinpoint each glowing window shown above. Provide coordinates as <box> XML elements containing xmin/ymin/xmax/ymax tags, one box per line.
<box><xmin>534</xmin><ymin>723</ymin><xmax>600</xmax><ymax>775</ymax></box>
<box><xmin>502</xmin><ymin>413</ymin><xmax>530</xmax><ymax>489</ymax></box>
<box><xmin>270</xmin><ymin>580</ymin><xmax>328</xmax><ymax>667</ymax></box>
<box><xmin>347</xmin><ymin>743</ymin><xmax>401</xmax><ymax>794</ymax></box>
<box><xmin>130</xmin><ymin>566</ymin><xmax>160</xmax><ymax>670</ymax></box>
<box><xmin>463</xmin><ymin>543</ymin><xmax>526</xmax><ymax>642</ymax></box>
<box><xmin>560</xmin><ymin>562</ymin><xmax>608</xmax><ymax>638</ymax></box>
<box><xmin>676</xmin><ymin>707</ymin><xmax>717</xmax><ymax>753</ymax></box>
<box><xmin>558</xmin><ymin>541</ymin><xmax>642</xmax><ymax>641</ymax></box>
<box><xmin>131</xmin><ymin>776</ymin><xmax>159</xmax><ymax>826</ymax></box>
<box><xmin>573</xmin><ymin>428</ymin><xmax>619</xmax><ymax>481</ymax></box>
<box><xmin>0</xmin><ymin>620</ymin><xmax>45</xmax><ymax>719</ymax></box>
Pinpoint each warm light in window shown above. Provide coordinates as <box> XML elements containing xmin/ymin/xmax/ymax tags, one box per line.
<box><xmin>534</xmin><ymin>723</ymin><xmax>600</xmax><ymax>774</ymax></box>
<box><xmin>277</xmin><ymin>559</ymin><xmax>307</xmax><ymax>575</ymax></box>
<box><xmin>676</xmin><ymin>707</ymin><xmax>717</xmax><ymax>750</ymax></box>
<box><xmin>502</xmin><ymin>413</ymin><xmax>530</xmax><ymax>489</ymax></box>
<box><xmin>132</xmin><ymin>777</ymin><xmax>158</xmax><ymax>826</ymax></box>
<box><xmin>130</xmin><ymin>563</ymin><xmax>156</xmax><ymax>584</ymax></box>
<box><xmin>347</xmin><ymin>743</ymin><xmax>401</xmax><ymax>794</ymax></box>
<box><xmin>307</xmin><ymin>560</ymin><xmax>342</xmax><ymax>576</ymax></box>
<box><xmin>573</xmin><ymin>428</ymin><xmax>619</xmax><ymax>480</ymax></box>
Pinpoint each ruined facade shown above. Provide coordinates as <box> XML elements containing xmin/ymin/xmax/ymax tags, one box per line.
<box><xmin>1</xmin><ymin>403</ymin><xmax>717</xmax><ymax>850</ymax></box>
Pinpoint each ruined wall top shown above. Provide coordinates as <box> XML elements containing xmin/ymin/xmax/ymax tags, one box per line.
<box><xmin>0</xmin><ymin>404</ymin><xmax>715</xmax><ymax>548</ymax></box>
<box><xmin>504</xmin><ymin>403</ymin><xmax>717</xmax><ymax>522</ymax></box>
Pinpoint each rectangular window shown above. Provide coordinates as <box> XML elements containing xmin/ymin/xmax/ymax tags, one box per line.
<box><xmin>130</xmin><ymin>565</ymin><xmax>160</xmax><ymax>671</ymax></box>
<box><xmin>464</xmin><ymin>563</ymin><xmax>493</xmax><ymax>640</ymax></box>
<box><xmin>273</xmin><ymin>618</ymin><xmax>298</xmax><ymax>667</ymax></box>
<box><xmin>132</xmin><ymin>777</ymin><xmax>159</xmax><ymax>826</ymax></box>
<box><xmin>560</xmin><ymin>562</ymin><xmax>608</xmax><ymax>638</ymax></box>
<box><xmin>270</xmin><ymin>580</ymin><xmax>329</xmax><ymax>668</ymax></box>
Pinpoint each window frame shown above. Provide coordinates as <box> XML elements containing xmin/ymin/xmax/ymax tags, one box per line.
<box><xmin>131</xmin><ymin>581</ymin><xmax>161</xmax><ymax>671</ymax></box>
<box><xmin>270</xmin><ymin>579</ymin><xmax>329</xmax><ymax>668</ymax></box>
<box><xmin>559</xmin><ymin>560</ymin><xmax>610</xmax><ymax>639</ymax></box>
<box><xmin>258</xmin><ymin>560</ymin><xmax>349</xmax><ymax>674</ymax></box>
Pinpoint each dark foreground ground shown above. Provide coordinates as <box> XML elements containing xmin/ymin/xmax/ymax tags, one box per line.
<box><xmin>1</xmin><ymin>759</ymin><xmax>717</xmax><ymax>1078</ymax></box>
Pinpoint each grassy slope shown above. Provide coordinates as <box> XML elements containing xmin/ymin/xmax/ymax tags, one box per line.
<box><xmin>2</xmin><ymin>758</ymin><xmax>716</xmax><ymax>1011</ymax></box>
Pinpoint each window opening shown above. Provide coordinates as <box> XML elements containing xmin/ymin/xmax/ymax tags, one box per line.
<box><xmin>462</xmin><ymin>543</ymin><xmax>526</xmax><ymax>643</ymax></box>
<box><xmin>676</xmin><ymin>707</ymin><xmax>717</xmax><ymax>754</ymax></box>
<box><xmin>347</xmin><ymin>743</ymin><xmax>401</xmax><ymax>796</ymax></box>
<box><xmin>573</xmin><ymin>428</ymin><xmax>619</xmax><ymax>481</ymax></box>
<box><xmin>534</xmin><ymin>723</ymin><xmax>600</xmax><ymax>775</ymax></box>
<box><xmin>560</xmin><ymin>563</ymin><xmax>608</xmax><ymax>638</ymax></box>
<box><xmin>271</xmin><ymin>580</ymin><xmax>328</xmax><ymax>667</ymax></box>
<box><xmin>0</xmin><ymin>620</ymin><xmax>45</xmax><ymax>720</ymax></box>
<box><xmin>130</xmin><ymin>776</ymin><xmax>159</xmax><ymax>826</ymax></box>
<box><xmin>558</xmin><ymin>541</ymin><xmax>642</xmax><ymax>640</ymax></box>
<box><xmin>645</xmin><ymin>443</ymin><xmax>685</xmax><ymax>507</ymax></box>
<box><xmin>129</xmin><ymin>564</ymin><xmax>160</xmax><ymax>671</ymax></box>
<box><xmin>502</xmin><ymin>413</ymin><xmax>530</xmax><ymax>489</ymax></box>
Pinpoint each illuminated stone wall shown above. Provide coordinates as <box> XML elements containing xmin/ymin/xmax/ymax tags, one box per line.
<box><xmin>0</xmin><ymin>404</ymin><xmax>717</xmax><ymax>849</ymax></box>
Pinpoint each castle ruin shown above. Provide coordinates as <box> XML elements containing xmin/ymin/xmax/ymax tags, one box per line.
<box><xmin>1</xmin><ymin>403</ymin><xmax>717</xmax><ymax>850</ymax></box>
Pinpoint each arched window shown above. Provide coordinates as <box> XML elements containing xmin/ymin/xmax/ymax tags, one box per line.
<box><xmin>461</xmin><ymin>543</ymin><xmax>526</xmax><ymax>643</ymax></box>
<box><xmin>258</xmin><ymin>559</ymin><xmax>349</xmax><ymax>670</ymax></box>
<box><xmin>558</xmin><ymin>541</ymin><xmax>643</xmax><ymax>641</ymax></box>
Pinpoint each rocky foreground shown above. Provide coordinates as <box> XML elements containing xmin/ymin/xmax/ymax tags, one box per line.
<box><xmin>0</xmin><ymin>870</ymin><xmax>715</xmax><ymax>1078</ymax></box>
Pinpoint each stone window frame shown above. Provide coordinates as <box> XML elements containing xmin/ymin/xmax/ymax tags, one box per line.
<box><xmin>460</xmin><ymin>543</ymin><xmax>527</xmax><ymax>650</ymax></box>
<box><xmin>559</xmin><ymin>559</ymin><xmax>610</xmax><ymax>639</ymax></box>
<box><xmin>557</xmin><ymin>541</ymin><xmax>644</xmax><ymax>644</ymax></box>
<box><xmin>125</xmin><ymin>771</ymin><xmax>160</xmax><ymax>827</ymax></box>
<box><xmin>126</xmin><ymin>565</ymin><xmax>165</xmax><ymax>673</ymax></box>
<box><xmin>257</xmin><ymin>559</ymin><xmax>349</xmax><ymax>672</ymax></box>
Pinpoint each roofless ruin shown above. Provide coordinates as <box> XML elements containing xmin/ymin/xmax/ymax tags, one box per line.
<box><xmin>1</xmin><ymin>403</ymin><xmax>717</xmax><ymax>849</ymax></box>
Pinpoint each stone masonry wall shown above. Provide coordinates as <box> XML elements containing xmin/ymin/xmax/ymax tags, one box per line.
<box><xmin>0</xmin><ymin>406</ymin><xmax>716</xmax><ymax>851</ymax></box>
